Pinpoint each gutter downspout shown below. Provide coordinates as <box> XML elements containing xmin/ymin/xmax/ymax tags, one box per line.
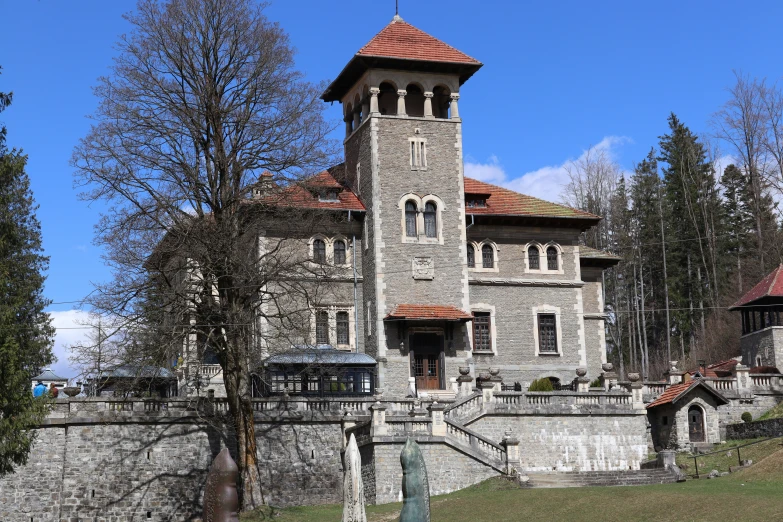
<box><xmin>349</xmin><ymin>210</ymin><xmax>359</xmax><ymax>353</ymax></box>
<box><xmin>466</xmin><ymin>214</ymin><xmax>475</xmax><ymax>230</ymax></box>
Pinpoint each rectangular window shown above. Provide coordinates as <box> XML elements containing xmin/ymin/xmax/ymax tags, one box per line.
<box><xmin>473</xmin><ymin>312</ymin><xmax>492</xmax><ymax>352</ymax></box>
<box><xmin>315</xmin><ymin>311</ymin><xmax>329</xmax><ymax>345</ymax></box>
<box><xmin>538</xmin><ymin>314</ymin><xmax>558</xmax><ymax>353</ymax></box>
<box><xmin>336</xmin><ymin>311</ymin><xmax>349</xmax><ymax>345</ymax></box>
<box><xmin>409</xmin><ymin>139</ymin><xmax>427</xmax><ymax>168</ymax></box>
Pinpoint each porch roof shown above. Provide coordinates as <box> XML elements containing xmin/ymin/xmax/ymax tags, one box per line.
<box><xmin>646</xmin><ymin>378</ymin><xmax>729</xmax><ymax>409</ymax></box>
<box><xmin>384</xmin><ymin>304</ymin><xmax>473</xmax><ymax>322</ymax></box>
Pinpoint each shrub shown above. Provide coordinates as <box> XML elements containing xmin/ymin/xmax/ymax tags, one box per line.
<box><xmin>590</xmin><ymin>378</ymin><xmax>602</xmax><ymax>388</ymax></box>
<box><xmin>741</xmin><ymin>412</ymin><xmax>753</xmax><ymax>423</ymax></box>
<box><xmin>528</xmin><ymin>378</ymin><xmax>554</xmax><ymax>392</ymax></box>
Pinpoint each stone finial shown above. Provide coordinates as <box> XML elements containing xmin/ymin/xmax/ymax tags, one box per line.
<box><xmin>342</xmin><ymin>434</ymin><xmax>367</xmax><ymax>522</ymax></box>
<box><xmin>576</xmin><ymin>368</ymin><xmax>587</xmax><ymax>377</ymax></box>
<box><xmin>627</xmin><ymin>372</ymin><xmax>640</xmax><ymax>383</ymax></box>
<box><xmin>202</xmin><ymin>449</ymin><xmax>239</xmax><ymax>522</ymax></box>
<box><xmin>601</xmin><ymin>363</ymin><xmax>614</xmax><ymax>372</ymax></box>
<box><xmin>399</xmin><ymin>438</ymin><xmax>431</xmax><ymax>522</ymax></box>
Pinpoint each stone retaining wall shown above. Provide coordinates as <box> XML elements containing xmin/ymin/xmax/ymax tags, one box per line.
<box><xmin>726</xmin><ymin>417</ymin><xmax>783</xmax><ymax>440</ymax></box>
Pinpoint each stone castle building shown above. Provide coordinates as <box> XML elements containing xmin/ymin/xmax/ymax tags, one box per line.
<box><xmin>180</xmin><ymin>14</ymin><xmax>619</xmax><ymax>400</ymax></box>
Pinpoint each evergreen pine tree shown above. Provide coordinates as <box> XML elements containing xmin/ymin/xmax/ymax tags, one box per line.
<box><xmin>0</xmin><ymin>68</ymin><xmax>55</xmax><ymax>476</ymax></box>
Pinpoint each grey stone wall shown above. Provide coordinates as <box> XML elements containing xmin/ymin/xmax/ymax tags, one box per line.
<box><xmin>0</xmin><ymin>413</ymin><xmax>345</xmax><ymax>521</ymax></box>
<box><xmin>467</xmin><ymin>413</ymin><xmax>648</xmax><ymax>471</ymax></box>
<box><xmin>717</xmin><ymin>394</ymin><xmax>782</xmax><ymax>436</ymax></box>
<box><xmin>740</xmin><ymin>327</ymin><xmax>783</xmax><ymax>368</ymax></box>
<box><xmin>726</xmin><ymin>417</ymin><xmax>783</xmax><ymax>439</ymax></box>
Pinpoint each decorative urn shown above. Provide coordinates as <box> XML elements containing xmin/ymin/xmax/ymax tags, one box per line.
<box><xmin>627</xmin><ymin>373</ymin><xmax>641</xmax><ymax>382</ymax></box>
<box><xmin>62</xmin><ymin>386</ymin><xmax>81</xmax><ymax>398</ymax></box>
<box><xmin>458</xmin><ymin>366</ymin><xmax>471</xmax><ymax>376</ymax></box>
<box><xmin>601</xmin><ymin>363</ymin><xmax>614</xmax><ymax>372</ymax></box>
<box><xmin>489</xmin><ymin>367</ymin><xmax>500</xmax><ymax>377</ymax></box>
<box><xmin>575</xmin><ymin>368</ymin><xmax>587</xmax><ymax>377</ymax></box>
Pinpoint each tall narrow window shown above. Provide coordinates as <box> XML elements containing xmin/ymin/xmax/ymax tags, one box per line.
<box><xmin>538</xmin><ymin>314</ymin><xmax>557</xmax><ymax>353</ymax></box>
<box><xmin>424</xmin><ymin>202</ymin><xmax>437</xmax><ymax>238</ymax></box>
<box><xmin>334</xmin><ymin>240</ymin><xmax>346</xmax><ymax>265</ymax></box>
<box><xmin>547</xmin><ymin>246</ymin><xmax>558</xmax><ymax>270</ymax></box>
<box><xmin>410</xmin><ymin>139</ymin><xmax>427</xmax><ymax>168</ymax></box>
<box><xmin>336</xmin><ymin>312</ymin><xmax>349</xmax><ymax>346</ymax></box>
<box><xmin>528</xmin><ymin>246</ymin><xmax>540</xmax><ymax>270</ymax></box>
<box><xmin>405</xmin><ymin>201</ymin><xmax>417</xmax><ymax>237</ymax></box>
<box><xmin>313</xmin><ymin>239</ymin><xmax>326</xmax><ymax>263</ymax></box>
<box><xmin>315</xmin><ymin>311</ymin><xmax>329</xmax><ymax>345</ymax></box>
<box><xmin>467</xmin><ymin>244</ymin><xmax>475</xmax><ymax>268</ymax></box>
<box><xmin>473</xmin><ymin>312</ymin><xmax>491</xmax><ymax>352</ymax></box>
<box><xmin>482</xmin><ymin>244</ymin><xmax>494</xmax><ymax>269</ymax></box>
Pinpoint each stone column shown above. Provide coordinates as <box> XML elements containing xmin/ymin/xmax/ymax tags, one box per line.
<box><xmin>369</xmin><ymin>87</ymin><xmax>380</xmax><ymax>115</ymax></box>
<box><xmin>629</xmin><ymin>373</ymin><xmax>644</xmax><ymax>409</ymax></box>
<box><xmin>342</xmin><ymin>434</ymin><xmax>367</xmax><ymax>522</ymax></box>
<box><xmin>449</xmin><ymin>93</ymin><xmax>460</xmax><ymax>119</ymax></box>
<box><xmin>353</xmin><ymin>109</ymin><xmax>361</xmax><ymax>129</ymax></box>
<box><xmin>423</xmin><ymin>92</ymin><xmax>434</xmax><ymax>118</ymax></box>
<box><xmin>735</xmin><ymin>364</ymin><xmax>750</xmax><ymax>394</ymax></box>
<box><xmin>397</xmin><ymin>89</ymin><xmax>407</xmax><ymax>116</ymax></box>
<box><xmin>576</xmin><ymin>368</ymin><xmax>590</xmax><ymax>393</ymax></box>
<box><xmin>344</xmin><ymin>117</ymin><xmax>352</xmax><ymax>137</ymax></box>
<box><xmin>429</xmin><ymin>401</ymin><xmax>446</xmax><ymax>436</ymax></box>
<box><xmin>478</xmin><ymin>376</ymin><xmax>495</xmax><ymax>404</ymax></box>
<box><xmin>362</xmin><ymin>97</ymin><xmax>370</xmax><ymax>121</ymax></box>
<box><xmin>502</xmin><ymin>430</ymin><xmax>521</xmax><ymax>474</ymax></box>
<box><xmin>370</xmin><ymin>401</ymin><xmax>388</xmax><ymax>436</ymax></box>
<box><xmin>457</xmin><ymin>368</ymin><xmax>473</xmax><ymax>397</ymax></box>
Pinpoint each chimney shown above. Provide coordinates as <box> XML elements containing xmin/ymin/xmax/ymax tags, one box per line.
<box><xmin>252</xmin><ymin>171</ymin><xmax>277</xmax><ymax>199</ymax></box>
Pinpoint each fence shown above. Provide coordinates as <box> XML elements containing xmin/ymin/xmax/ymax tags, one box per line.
<box><xmin>680</xmin><ymin>434</ymin><xmax>783</xmax><ymax>478</ymax></box>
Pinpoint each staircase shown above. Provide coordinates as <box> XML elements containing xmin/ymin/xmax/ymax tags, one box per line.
<box><xmin>525</xmin><ymin>468</ymin><xmax>679</xmax><ymax>488</ymax></box>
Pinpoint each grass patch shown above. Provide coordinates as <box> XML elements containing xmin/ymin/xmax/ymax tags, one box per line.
<box><xmin>757</xmin><ymin>401</ymin><xmax>783</xmax><ymax>420</ymax></box>
<box><xmin>674</xmin><ymin>437</ymin><xmax>783</xmax><ymax>475</ymax></box>
<box><xmin>242</xmin><ymin>449</ymin><xmax>783</xmax><ymax>521</ymax></box>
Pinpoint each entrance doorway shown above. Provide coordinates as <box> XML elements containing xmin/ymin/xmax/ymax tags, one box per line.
<box><xmin>688</xmin><ymin>405</ymin><xmax>705</xmax><ymax>442</ymax></box>
<box><xmin>410</xmin><ymin>333</ymin><xmax>444</xmax><ymax>391</ymax></box>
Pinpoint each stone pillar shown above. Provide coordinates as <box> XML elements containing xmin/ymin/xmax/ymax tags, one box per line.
<box><xmin>488</xmin><ymin>367</ymin><xmax>503</xmax><ymax>392</ymax></box>
<box><xmin>450</xmin><ymin>377</ymin><xmax>459</xmax><ymax>395</ymax></box>
<box><xmin>656</xmin><ymin>449</ymin><xmax>676</xmax><ymax>469</ymax></box>
<box><xmin>479</xmin><ymin>377</ymin><xmax>495</xmax><ymax>404</ymax></box>
<box><xmin>362</xmin><ymin>97</ymin><xmax>370</xmax><ymax>121</ymax></box>
<box><xmin>501</xmin><ymin>430</ymin><xmax>520</xmax><ymax>474</ymax></box>
<box><xmin>407</xmin><ymin>377</ymin><xmax>417</xmax><ymax>398</ymax></box>
<box><xmin>344</xmin><ymin>117</ymin><xmax>352</xmax><ymax>137</ymax></box>
<box><xmin>600</xmin><ymin>363</ymin><xmax>618</xmax><ymax>391</ymax></box>
<box><xmin>629</xmin><ymin>373</ymin><xmax>644</xmax><ymax>409</ymax></box>
<box><xmin>423</xmin><ymin>92</ymin><xmax>434</xmax><ymax>118</ymax></box>
<box><xmin>735</xmin><ymin>364</ymin><xmax>750</xmax><ymax>393</ymax></box>
<box><xmin>449</xmin><ymin>93</ymin><xmax>460</xmax><ymax>119</ymax></box>
<box><xmin>353</xmin><ymin>110</ymin><xmax>361</xmax><ymax>129</ymax></box>
<box><xmin>397</xmin><ymin>89</ymin><xmax>407</xmax><ymax>116</ymax></box>
<box><xmin>370</xmin><ymin>401</ymin><xmax>388</xmax><ymax>437</ymax></box>
<box><xmin>369</xmin><ymin>87</ymin><xmax>380</xmax><ymax>115</ymax></box>
<box><xmin>429</xmin><ymin>401</ymin><xmax>446</xmax><ymax>436</ymax></box>
<box><xmin>457</xmin><ymin>366</ymin><xmax>473</xmax><ymax>397</ymax></box>
<box><xmin>576</xmin><ymin>368</ymin><xmax>590</xmax><ymax>393</ymax></box>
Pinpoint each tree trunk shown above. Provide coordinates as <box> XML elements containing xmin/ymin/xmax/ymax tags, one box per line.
<box><xmin>658</xmin><ymin>190</ymin><xmax>672</xmax><ymax>364</ymax></box>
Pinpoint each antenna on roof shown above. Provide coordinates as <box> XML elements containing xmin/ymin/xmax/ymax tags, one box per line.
<box><xmin>393</xmin><ymin>0</ymin><xmax>403</xmax><ymax>21</ymax></box>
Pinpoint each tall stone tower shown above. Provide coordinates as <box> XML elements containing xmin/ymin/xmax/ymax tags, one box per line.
<box><xmin>322</xmin><ymin>16</ymin><xmax>482</xmax><ymax>396</ymax></box>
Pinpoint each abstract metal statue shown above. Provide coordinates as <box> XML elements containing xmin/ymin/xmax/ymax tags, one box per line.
<box><xmin>203</xmin><ymin>448</ymin><xmax>240</xmax><ymax>522</ymax></box>
<box><xmin>342</xmin><ymin>433</ymin><xmax>367</xmax><ymax>522</ymax></box>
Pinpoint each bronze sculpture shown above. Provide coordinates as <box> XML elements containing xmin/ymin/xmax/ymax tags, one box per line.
<box><xmin>203</xmin><ymin>448</ymin><xmax>240</xmax><ymax>522</ymax></box>
<box><xmin>399</xmin><ymin>437</ymin><xmax>430</xmax><ymax>522</ymax></box>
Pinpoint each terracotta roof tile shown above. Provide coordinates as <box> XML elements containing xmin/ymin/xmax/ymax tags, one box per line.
<box><xmin>464</xmin><ymin>178</ymin><xmax>601</xmax><ymax>220</ymax></box>
<box><xmin>647</xmin><ymin>379</ymin><xmax>729</xmax><ymax>409</ymax></box>
<box><xmin>385</xmin><ymin>304</ymin><xmax>473</xmax><ymax>321</ymax></box>
<box><xmin>357</xmin><ymin>18</ymin><xmax>480</xmax><ymax>65</ymax></box>
<box><xmin>730</xmin><ymin>264</ymin><xmax>783</xmax><ymax>308</ymax></box>
<box><xmin>260</xmin><ymin>167</ymin><xmax>365</xmax><ymax>212</ymax></box>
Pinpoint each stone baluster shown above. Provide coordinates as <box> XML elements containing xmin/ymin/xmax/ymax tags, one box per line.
<box><xmin>428</xmin><ymin>401</ymin><xmax>446</xmax><ymax>436</ymax></box>
<box><xmin>397</xmin><ymin>89</ymin><xmax>407</xmax><ymax>116</ymax></box>
<box><xmin>369</xmin><ymin>87</ymin><xmax>380</xmax><ymax>115</ymax></box>
<box><xmin>370</xmin><ymin>401</ymin><xmax>388</xmax><ymax>437</ymax></box>
<box><xmin>423</xmin><ymin>92</ymin><xmax>434</xmax><ymax>118</ymax></box>
<box><xmin>449</xmin><ymin>93</ymin><xmax>460</xmax><ymax>119</ymax></box>
<box><xmin>457</xmin><ymin>366</ymin><xmax>473</xmax><ymax>397</ymax></box>
<box><xmin>628</xmin><ymin>373</ymin><xmax>644</xmax><ymax>409</ymax></box>
<box><xmin>501</xmin><ymin>429</ymin><xmax>521</xmax><ymax>474</ymax></box>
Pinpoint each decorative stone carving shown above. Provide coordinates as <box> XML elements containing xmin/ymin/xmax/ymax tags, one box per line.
<box><xmin>601</xmin><ymin>363</ymin><xmax>614</xmax><ymax>372</ymax></box>
<box><xmin>399</xmin><ymin>438</ymin><xmax>430</xmax><ymax>522</ymax></box>
<box><xmin>575</xmin><ymin>368</ymin><xmax>587</xmax><ymax>377</ymax></box>
<box><xmin>412</xmin><ymin>257</ymin><xmax>434</xmax><ymax>280</ymax></box>
<box><xmin>628</xmin><ymin>372</ymin><xmax>640</xmax><ymax>382</ymax></box>
<box><xmin>342</xmin><ymin>434</ymin><xmax>366</xmax><ymax>522</ymax></box>
<box><xmin>458</xmin><ymin>366</ymin><xmax>470</xmax><ymax>376</ymax></box>
<box><xmin>489</xmin><ymin>367</ymin><xmax>500</xmax><ymax>377</ymax></box>
<box><xmin>202</xmin><ymin>449</ymin><xmax>239</xmax><ymax>522</ymax></box>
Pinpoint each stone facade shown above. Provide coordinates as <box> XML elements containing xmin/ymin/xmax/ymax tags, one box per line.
<box><xmin>648</xmin><ymin>388</ymin><xmax>723</xmax><ymax>450</ymax></box>
<box><xmin>740</xmin><ymin>326</ymin><xmax>783</xmax><ymax>368</ymax></box>
<box><xmin>726</xmin><ymin>417</ymin><xmax>783</xmax><ymax>439</ymax></box>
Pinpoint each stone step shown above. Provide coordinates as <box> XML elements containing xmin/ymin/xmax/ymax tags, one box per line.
<box><xmin>525</xmin><ymin>469</ymin><xmax>678</xmax><ymax>489</ymax></box>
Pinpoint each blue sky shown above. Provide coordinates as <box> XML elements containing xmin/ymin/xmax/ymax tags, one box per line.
<box><xmin>2</xmin><ymin>0</ymin><xmax>783</xmax><ymax>376</ymax></box>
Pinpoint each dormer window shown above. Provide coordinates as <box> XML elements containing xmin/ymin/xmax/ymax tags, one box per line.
<box><xmin>466</xmin><ymin>198</ymin><xmax>486</xmax><ymax>208</ymax></box>
<box><xmin>318</xmin><ymin>189</ymin><xmax>340</xmax><ymax>202</ymax></box>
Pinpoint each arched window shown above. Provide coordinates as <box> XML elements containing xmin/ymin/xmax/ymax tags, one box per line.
<box><xmin>315</xmin><ymin>311</ymin><xmax>329</xmax><ymax>345</ymax></box>
<box><xmin>378</xmin><ymin>82</ymin><xmax>397</xmax><ymax>116</ymax></box>
<box><xmin>482</xmin><ymin>244</ymin><xmax>494</xmax><ymax>269</ymax></box>
<box><xmin>547</xmin><ymin>246</ymin><xmax>558</xmax><ymax>270</ymax></box>
<box><xmin>334</xmin><ymin>240</ymin><xmax>346</xmax><ymax>265</ymax></box>
<box><xmin>406</xmin><ymin>84</ymin><xmax>425</xmax><ymax>117</ymax></box>
<box><xmin>424</xmin><ymin>202</ymin><xmax>437</xmax><ymax>238</ymax></box>
<box><xmin>528</xmin><ymin>246</ymin><xmax>540</xmax><ymax>270</ymax></box>
<box><xmin>336</xmin><ymin>311</ymin><xmax>349</xmax><ymax>345</ymax></box>
<box><xmin>467</xmin><ymin>244</ymin><xmax>475</xmax><ymax>268</ymax></box>
<box><xmin>405</xmin><ymin>201</ymin><xmax>417</xmax><ymax>237</ymax></box>
<box><xmin>313</xmin><ymin>239</ymin><xmax>326</xmax><ymax>263</ymax></box>
<box><xmin>433</xmin><ymin>85</ymin><xmax>451</xmax><ymax>119</ymax></box>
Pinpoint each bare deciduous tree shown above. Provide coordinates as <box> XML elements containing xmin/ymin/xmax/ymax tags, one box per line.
<box><xmin>71</xmin><ymin>0</ymin><xmax>337</xmax><ymax>509</ymax></box>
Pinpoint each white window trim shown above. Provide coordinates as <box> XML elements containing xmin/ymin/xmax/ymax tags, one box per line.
<box><xmin>308</xmin><ymin>235</ymin><xmax>352</xmax><ymax>268</ymax></box>
<box><xmin>397</xmin><ymin>193</ymin><xmax>445</xmax><ymax>245</ymax></box>
<box><xmin>468</xmin><ymin>240</ymin><xmax>499</xmax><ymax>273</ymax></box>
<box><xmin>310</xmin><ymin>305</ymin><xmax>356</xmax><ymax>351</ymax></box>
<box><xmin>532</xmin><ymin>305</ymin><xmax>563</xmax><ymax>356</ymax></box>
<box><xmin>470</xmin><ymin>303</ymin><xmax>497</xmax><ymax>354</ymax></box>
<box><xmin>408</xmin><ymin>137</ymin><xmax>428</xmax><ymax>171</ymax></box>
<box><xmin>524</xmin><ymin>242</ymin><xmax>564</xmax><ymax>275</ymax></box>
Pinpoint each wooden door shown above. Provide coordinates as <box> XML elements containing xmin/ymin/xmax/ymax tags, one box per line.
<box><xmin>411</xmin><ymin>333</ymin><xmax>443</xmax><ymax>391</ymax></box>
<box><xmin>688</xmin><ymin>406</ymin><xmax>705</xmax><ymax>442</ymax></box>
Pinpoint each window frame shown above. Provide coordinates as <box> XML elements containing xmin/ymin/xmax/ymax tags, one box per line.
<box><xmin>423</xmin><ymin>201</ymin><xmax>437</xmax><ymax>238</ymax></box>
<box><xmin>467</xmin><ymin>240</ymin><xmax>498</xmax><ymax>273</ymax></box>
<box><xmin>467</xmin><ymin>244</ymin><xmax>475</xmax><ymax>268</ymax></box>
<box><xmin>533</xmin><ymin>305</ymin><xmax>562</xmax><ymax>356</ymax></box>
<box><xmin>333</xmin><ymin>239</ymin><xmax>347</xmax><ymax>266</ymax></box>
<box><xmin>547</xmin><ymin>246</ymin><xmax>559</xmax><ymax>271</ymax></box>
<box><xmin>527</xmin><ymin>245</ymin><xmax>541</xmax><ymax>271</ymax></box>
<box><xmin>312</xmin><ymin>306</ymin><xmax>355</xmax><ymax>350</ymax></box>
<box><xmin>409</xmin><ymin>137</ymin><xmax>428</xmax><ymax>170</ymax></box>
<box><xmin>470</xmin><ymin>304</ymin><xmax>497</xmax><ymax>354</ymax></box>
<box><xmin>482</xmin><ymin>244</ymin><xmax>494</xmax><ymax>269</ymax></box>
<box><xmin>312</xmin><ymin>238</ymin><xmax>327</xmax><ymax>264</ymax></box>
<box><xmin>315</xmin><ymin>310</ymin><xmax>330</xmax><ymax>345</ymax></box>
<box><xmin>336</xmin><ymin>311</ymin><xmax>350</xmax><ymax>347</ymax></box>
<box><xmin>405</xmin><ymin>200</ymin><xmax>418</xmax><ymax>238</ymax></box>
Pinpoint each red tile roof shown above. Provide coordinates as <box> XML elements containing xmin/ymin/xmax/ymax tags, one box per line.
<box><xmin>730</xmin><ymin>264</ymin><xmax>783</xmax><ymax>308</ymax></box>
<box><xmin>357</xmin><ymin>18</ymin><xmax>480</xmax><ymax>65</ymax></box>
<box><xmin>464</xmin><ymin>178</ymin><xmax>601</xmax><ymax>220</ymax></box>
<box><xmin>385</xmin><ymin>304</ymin><xmax>473</xmax><ymax>321</ymax></box>
<box><xmin>708</xmin><ymin>359</ymin><xmax>740</xmax><ymax>372</ymax></box>
<box><xmin>646</xmin><ymin>379</ymin><xmax>729</xmax><ymax>409</ymax></box>
<box><xmin>259</xmin><ymin>167</ymin><xmax>365</xmax><ymax>212</ymax></box>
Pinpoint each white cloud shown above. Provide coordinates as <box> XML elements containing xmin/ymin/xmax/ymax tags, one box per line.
<box><xmin>48</xmin><ymin>309</ymin><xmax>91</xmax><ymax>380</ymax></box>
<box><xmin>465</xmin><ymin>136</ymin><xmax>632</xmax><ymax>201</ymax></box>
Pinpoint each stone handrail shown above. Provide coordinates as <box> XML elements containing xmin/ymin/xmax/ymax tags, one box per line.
<box><xmin>385</xmin><ymin>416</ymin><xmax>433</xmax><ymax>437</ymax></box>
<box><xmin>750</xmin><ymin>374</ymin><xmax>783</xmax><ymax>388</ymax></box>
<box><xmin>444</xmin><ymin>418</ymin><xmax>506</xmax><ymax>466</ymax></box>
<box><xmin>703</xmin><ymin>377</ymin><xmax>736</xmax><ymax>391</ymax></box>
<box><xmin>643</xmin><ymin>382</ymin><xmax>667</xmax><ymax>397</ymax></box>
<box><xmin>490</xmin><ymin>391</ymin><xmax>638</xmax><ymax>412</ymax></box>
<box><xmin>200</xmin><ymin>364</ymin><xmax>222</xmax><ymax>377</ymax></box>
<box><xmin>443</xmin><ymin>391</ymin><xmax>482</xmax><ymax>419</ymax></box>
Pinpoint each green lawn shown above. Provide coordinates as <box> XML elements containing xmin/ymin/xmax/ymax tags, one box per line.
<box><xmin>674</xmin><ymin>437</ymin><xmax>783</xmax><ymax>475</ymax></box>
<box><xmin>757</xmin><ymin>401</ymin><xmax>783</xmax><ymax>420</ymax></box>
<box><xmin>242</xmin><ymin>448</ymin><xmax>783</xmax><ymax>522</ymax></box>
